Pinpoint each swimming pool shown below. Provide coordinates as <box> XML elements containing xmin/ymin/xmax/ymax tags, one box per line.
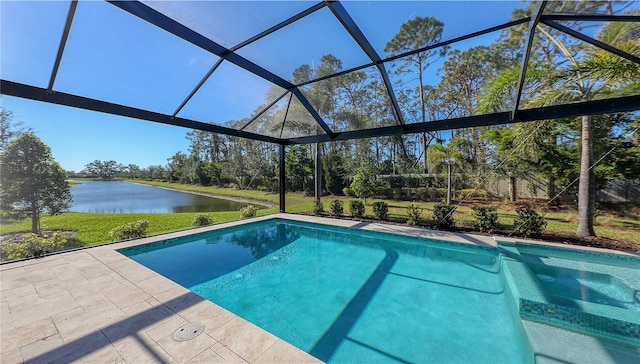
<box><xmin>119</xmin><ymin>218</ymin><xmax>639</xmax><ymax>362</ymax></box>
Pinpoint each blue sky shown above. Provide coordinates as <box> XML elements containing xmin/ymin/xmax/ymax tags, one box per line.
<box><xmin>1</xmin><ymin>1</ymin><xmax>526</xmax><ymax>172</ymax></box>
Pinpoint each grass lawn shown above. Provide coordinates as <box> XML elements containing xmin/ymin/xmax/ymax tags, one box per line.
<box><xmin>0</xmin><ymin>208</ymin><xmax>282</xmax><ymax>246</ymax></box>
<box><xmin>1</xmin><ymin>181</ymin><xmax>638</xmax><ymax>258</ymax></box>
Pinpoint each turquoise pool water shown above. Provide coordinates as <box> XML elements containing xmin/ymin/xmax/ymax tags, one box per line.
<box><xmin>121</xmin><ymin>219</ymin><xmax>532</xmax><ymax>363</ymax></box>
<box><xmin>119</xmin><ymin>218</ymin><xmax>640</xmax><ymax>362</ymax></box>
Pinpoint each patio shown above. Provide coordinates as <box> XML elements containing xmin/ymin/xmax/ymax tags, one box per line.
<box><xmin>1</xmin><ymin>215</ymin><xmax>328</xmax><ymax>364</ymax></box>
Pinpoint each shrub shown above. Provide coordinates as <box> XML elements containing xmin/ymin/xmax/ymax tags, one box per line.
<box><xmin>109</xmin><ymin>220</ymin><xmax>148</xmax><ymax>241</ymax></box>
<box><xmin>406</xmin><ymin>204</ymin><xmax>424</xmax><ymax>225</ymax></box>
<box><xmin>192</xmin><ymin>213</ymin><xmax>214</xmax><ymax>227</ymax></box>
<box><xmin>342</xmin><ymin>187</ymin><xmax>354</xmax><ymax>197</ymax></box>
<box><xmin>313</xmin><ymin>200</ymin><xmax>324</xmax><ymax>215</ymax></box>
<box><xmin>373</xmin><ymin>187</ymin><xmax>392</xmax><ymax>198</ymax></box>
<box><xmin>433</xmin><ymin>204</ymin><xmax>456</xmax><ymax>230</ymax></box>
<box><xmin>329</xmin><ymin>200</ymin><xmax>344</xmax><ymax>216</ymax></box>
<box><xmin>1</xmin><ymin>232</ymin><xmax>68</xmax><ymax>260</ymax></box>
<box><xmin>473</xmin><ymin>206</ymin><xmax>499</xmax><ymax>233</ymax></box>
<box><xmin>351</xmin><ymin>160</ymin><xmax>375</xmax><ymax>202</ymax></box>
<box><xmin>349</xmin><ymin>200</ymin><xmax>365</xmax><ymax>218</ymax></box>
<box><xmin>240</xmin><ymin>205</ymin><xmax>257</xmax><ymax>218</ymax></box>
<box><xmin>513</xmin><ymin>207</ymin><xmax>547</xmax><ymax>237</ymax></box>
<box><xmin>456</xmin><ymin>189</ymin><xmax>489</xmax><ymax>200</ymax></box>
<box><xmin>372</xmin><ymin>201</ymin><xmax>389</xmax><ymax>220</ymax></box>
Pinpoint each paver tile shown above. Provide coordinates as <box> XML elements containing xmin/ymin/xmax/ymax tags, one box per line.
<box><xmin>144</xmin><ymin>315</ymin><xmax>188</xmax><ymax>343</ymax></box>
<box><xmin>33</xmin><ymin>277</ymin><xmax>64</xmax><ymax>298</ymax></box>
<box><xmin>8</xmin><ymin>290</ymin><xmax>78</xmax><ymax>322</ymax></box>
<box><xmin>19</xmin><ymin>333</ymin><xmax>64</xmax><ymax>362</ymax></box>
<box><xmin>52</xmin><ymin>303</ymin><xmax>125</xmax><ymax>342</ymax></box>
<box><xmin>0</xmin><ymin>260</ymin><xmax>23</xmax><ymax>271</ymax></box>
<box><xmin>0</xmin><ymin>269</ymin><xmax>30</xmax><ymax>291</ymax></box>
<box><xmin>0</xmin><ymin>348</ymin><xmax>23</xmax><ymax>364</ymax></box>
<box><xmin>254</xmin><ymin>339</ymin><xmax>322</xmax><ymax>364</ymax></box>
<box><xmin>32</xmin><ymin>330</ymin><xmax>124</xmax><ymax>363</ymax></box>
<box><xmin>79</xmin><ymin>263</ymin><xmax>115</xmax><ymax>280</ymax></box>
<box><xmin>208</xmin><ymin>342</ymin><xmax>250</xmax><ymax>363</ymax></box>
<box><xmin>64</xmin><ymin>251</ymin><xmax>100</xmax><ymax>267</ymax></box>
<box><xmin>157</xmin><ymin>331</ymin><xmax>216</xmax><ymax>364</ymax></box>
<box><xmin>102</xmin><ymin>301</ymin><xmax>175</xmax><ymax>345</ymax></box>
<box><xmin>23</xmin><ymin>268</ymin><xmax>57</xmax><ymax>285</ymax></box>
<box><xmin>105</xmin><ymin>282</ymin><xmax>152</xmax><ymax>310</ymax></box>
<box><xmin>209</xmin><ymin>317</ymin><xmax>278</xmax><ymax>363</ymax></box>
<box><xmin>49</xmin><ymin>264</ymin><xmax>85</xmax><ymax>282</ymax></box>
<box><xmin>113</xmin><ymin>335</ymin><xmax>176</xmax><ymax>364</ymax></box>
<box><xmin>0</xmin><ymin>316</ymin><xmax>58</xmax><ymax>353</ymax></box>
<box><xmin>0</xmin><ymin>284</ymin><xmax>36</xmax><ymax>303</ymax></box>
<box><xmin>178</xmin><ymin>301</ymin><xmax>236</xmax><ymax>335</ymax></box>
<box><xmin>135</xmin><ymin>275</ymin><xmax>177</xmax><ymax>297</ymax></box>
<box><xmin>154</xmin><ymin>290</ymin><xmax>202</xmax><ymax>314</ymax></box>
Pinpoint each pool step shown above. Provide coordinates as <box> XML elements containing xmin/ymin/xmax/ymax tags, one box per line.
<box><xmin>502</xmin><ymin>257</ymin><xmax>640</xmax><ymax>347</ymax></box>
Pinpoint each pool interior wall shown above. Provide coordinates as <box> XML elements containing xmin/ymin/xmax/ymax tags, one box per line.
<box><xmin>119</xmin><ymin>217</ymin><xmax>639</xmax><ymax>363</ymax></box>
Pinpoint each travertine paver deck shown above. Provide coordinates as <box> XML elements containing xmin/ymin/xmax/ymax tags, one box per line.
<box><xmin>2</xmin><ymin>213</ymin><xmax>635</xmax><ymax>363</ymax></box>
<box><xmin>0</xmin><ymin>214</ymin><xmax>326</xmax><ymax>364</ymax></box>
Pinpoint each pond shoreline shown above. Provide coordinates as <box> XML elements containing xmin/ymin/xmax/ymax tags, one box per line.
<box><xmin>129</xmin><ymin>182</ymin><xmax>275</xmax><ymax>209</ymax></box>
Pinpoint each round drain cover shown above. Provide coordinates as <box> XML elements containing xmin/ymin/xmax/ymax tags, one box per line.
<box><xmin>172</xmin><ymin>322</ymin><xmax>205</xmax><ymax>341</ymax></box>
<box><xmin>536</xmin><ymin>274</ymin><xmax>555</xmax><ymax>282</ymax></box>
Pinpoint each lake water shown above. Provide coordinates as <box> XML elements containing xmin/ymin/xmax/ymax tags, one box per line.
<box><xmin>70</xmin><ymin>181</ymin><xmax>253</xmax><ymax>213</ymax></box>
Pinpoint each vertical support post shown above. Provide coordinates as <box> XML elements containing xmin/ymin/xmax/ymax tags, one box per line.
<box><xmin>279</xmin><ymin>144</ymin><xmax>286</xmax><ymax>213</ymax></box>
<box><xmin>314</xmin><ymin>143</ymin><xmax>322</xmax><ymax>203</ymax></box>
<box><xmin>447</xmin><ymin>162</ymin><xmax>452</xmax><ymax>205</ymax></box>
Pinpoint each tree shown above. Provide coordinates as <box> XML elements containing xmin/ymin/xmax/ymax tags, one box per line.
<box><xmin>479</xmin><ymin>4</ymin><xmax>639</xmax><ymax>236</ymax></box>
<box><xmin>285</xmin><ymin>145</ymin><xmax>313</xmax><ymax>192</ymax></box>
<box><xmin>483</xmin><ymin>126</ymin><xmax>531</xmax><ymax>202</ymax></box>
<box><xmin>427</xmin><ymin>137</ymin><xmax>472</xmax><ymax>204</ymax></box>
<box><xmin>531</xmin><ymin>10</ymin><xmax>639</xmax><ymax>236</ymax></box>
<box><xmin>385</xmin><ymin>16</ymin><xmax>447</xmax><ymax>173</ymax></box>
<box><xmin>0</xmin><ymin>133</ymin><xmax>72</xmax><ymax>233</ymax></box>
<box><xmin>439</xmin><ymin>47</ymin><xmax>499</xmax><ymax>172</ymax></box>
<box><xmin>350</xmin><ymin>159</ymin><xmax>376</xmax><ymax>203</ymax></box>
<box><xmin>84</xmin><ymin>160</ymin><xmax>122</xmax><ymax>180</ymax></box>
<box><xmin>0</xmin><ymin>108</ymin><xmax>28</xmax><ymax>152</ymax></box>
<box><xmin>167</xmin><ymin>152</ymin><xmax>190</xmax><ymax>183</ymax></box>
<box><xmin>322</xmin><ymin>151</ymin><xmax>347</xmax><ymax>195</ymax></box>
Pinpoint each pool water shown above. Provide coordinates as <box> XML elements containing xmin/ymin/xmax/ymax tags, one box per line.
<box><xmin>529</xmin><ymin>262</ymin><xmax>639</xmax><ymax>310</ymax></box>
<box><xmin>507</xmin><ymin>244</ymin><xmax>640</xmax><ymax>311</ymax></box>
<box><xmin>121</xmin><ymin>219</ymin><xmax>532</xmax><ymax>363</ymax></box>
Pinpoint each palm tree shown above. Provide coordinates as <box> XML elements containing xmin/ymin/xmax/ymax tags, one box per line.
<box><xmin>534</xmin><ymin>15</ymin><xmax>639</xmax><ymax>236</ymax></box>
<box><xmin>428</xmin><ymin>137</ymin><xmax>472</xmax><ymax>204</ymax></box>
<box><xmin>480</xmin><ymin>14</ymin><xmax>639</xmax><ymax>236</ymax></box>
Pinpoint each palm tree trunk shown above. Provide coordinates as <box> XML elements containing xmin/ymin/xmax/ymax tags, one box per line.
<box><xmin>577</xmin><ymin>114</ymin><xmax>596</xmax><ymax>237</ymax></box>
